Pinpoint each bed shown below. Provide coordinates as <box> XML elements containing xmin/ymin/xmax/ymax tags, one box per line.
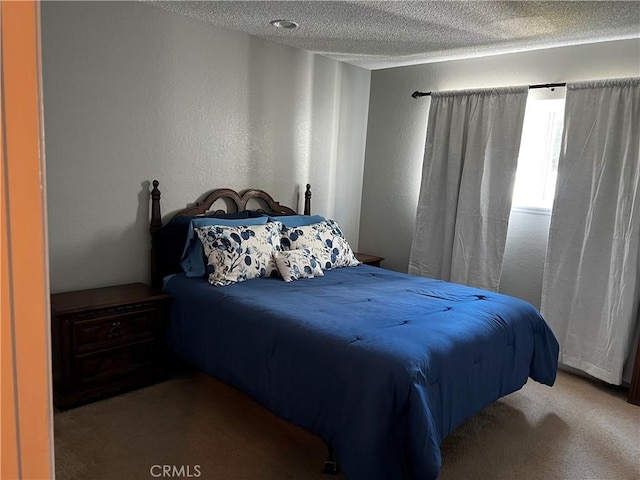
<box><xmin>149</xmin><ymin>181</ymin><xmax>559</xmax><ymax>480</ymax></box>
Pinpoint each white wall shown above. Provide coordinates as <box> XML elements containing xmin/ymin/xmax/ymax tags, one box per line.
<box><xmin>360</xmin><ymin>39</ymin><xmax>640</xmax><ymax>309</ymax></box>
<box><xmin>42</xmin><ymin>1</ymin><xmax>370</xmax><ymax>293</ymax></box>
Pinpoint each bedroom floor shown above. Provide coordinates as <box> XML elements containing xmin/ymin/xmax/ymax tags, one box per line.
<box><xmin>54</xmin><ymin>365</ymin><xmax>639</xmax><ymax>480</ymax></box>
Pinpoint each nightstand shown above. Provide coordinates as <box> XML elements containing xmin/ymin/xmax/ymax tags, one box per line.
<box><xmin>355</xmin><ymin>252</ymin><xmax>384</xmax><ymax>267</ymax></box>
<box><xmin>50</xmin><ymin>283</ymin><xmax>171</xmax><ymax>409</ymax></box>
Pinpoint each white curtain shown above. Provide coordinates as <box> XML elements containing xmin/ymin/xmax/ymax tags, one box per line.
<box><xmin>409</xmin><ymin>87</ymin><xmax>528</xmax><ymax>291</ymax></box>
<box><xmin>541</xmin><ymin>78</ymin><xmax>640</xmax><ymax>385</ymax></box>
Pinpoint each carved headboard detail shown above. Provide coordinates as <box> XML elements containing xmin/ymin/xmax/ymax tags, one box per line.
<box><xmin>149</xmin><ymin>180</ymin><xmax>312</xmax><ymax>287</ymax></box>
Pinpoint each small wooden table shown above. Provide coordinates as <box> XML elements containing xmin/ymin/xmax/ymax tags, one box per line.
<box><xmin>355</xmin><ymin>252</ymin><xmax>384</xmax><ymax>267</ymax></box>
<box><xmin>50</xmin><ymin>283</ymin><xmax>171</xmax><ymax>408</ymax></box>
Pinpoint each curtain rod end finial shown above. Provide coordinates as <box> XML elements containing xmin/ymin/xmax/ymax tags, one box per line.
<box><xmin>412</xmin><ymin>91</ymin><xmax>430</xmax><ymax>99</ymax></box>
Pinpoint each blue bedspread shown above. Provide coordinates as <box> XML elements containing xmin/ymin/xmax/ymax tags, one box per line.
<box><xmin>164</xmin><ymin>265</ymin><xmax>558</xmax><ymax>480</ymax></box>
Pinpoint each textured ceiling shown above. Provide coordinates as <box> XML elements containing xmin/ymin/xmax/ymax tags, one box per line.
<box><xmin>147</xmin><ymin>1</ymin><xmax>640</xmax><ymax>70</ymax></box>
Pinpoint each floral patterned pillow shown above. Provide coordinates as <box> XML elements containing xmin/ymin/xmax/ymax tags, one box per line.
<box><xmin>280</xmin><ymin>219</ymin><xmax>360</xmax><ymax>270</ymax></box>
<box><xmin>195</xmin><ymin>222</ymin><xmax>282</xmax><ymax>286</ymax></box>
<box><xmin>273</xmin><ymin>249</ymin><xmax>325</xmax><ymax>282</ymax></box>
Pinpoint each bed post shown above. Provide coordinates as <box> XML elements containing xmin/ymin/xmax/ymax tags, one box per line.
<box><xmin>150</xmin><ymin>180</ymin><xmax>163</xmax><ymax>289</ymax></box>
<box><xmin>304</xmin><ymin>184</ymin><xmax>312</xmax><ymax>215</ymax></box>
<box><xmin>323</xmin><ymin>444</ymin><xmax>339</xmax><ymax>474</ymax></box>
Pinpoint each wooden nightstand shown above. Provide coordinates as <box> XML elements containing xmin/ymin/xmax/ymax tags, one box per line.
<box><xmin>50</xmin><ymin>283</ymin><xmax>171</xmax><ymax>409</ymax></box>
<box><xmin>355</xmin><ymin>252</ymin><xmax>384</xmax><ymax>267</ymax></box>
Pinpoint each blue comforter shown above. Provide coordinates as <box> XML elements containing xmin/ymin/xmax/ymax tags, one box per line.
<box><xmin>164</xmin><ymin>265</ymin><xmax>558</xmax><ymax>480</ymax></box>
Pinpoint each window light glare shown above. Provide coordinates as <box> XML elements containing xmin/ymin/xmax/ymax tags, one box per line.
<box><xmin>512</xmin><ymin>97</ymin><xmax>565</xmax><ymax>210</ymax></box>
<box><xmin>270</xmin><ymin>19</ymin><xmax>299</xmax><ymax>29</ymax></box>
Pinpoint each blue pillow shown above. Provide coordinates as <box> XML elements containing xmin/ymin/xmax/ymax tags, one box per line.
<box><xmin>268</xmin><ymin>214</ymin><xmax>325</xmax><ymax>228</ymax></box>
<box><xmin>180</xmin><ymin>216</ymin><xmax>269</xmax><ymax>277</ymax></box>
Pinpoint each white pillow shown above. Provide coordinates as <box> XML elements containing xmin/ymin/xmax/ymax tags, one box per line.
<box><xmin>280</xmin><ymin>219</ymin><xmax>360</xmax><ymax>270</ymax></box>
<box><xmin>273</xmin><ymin>249</ymin><xmax>324</xmax><ymax>282</ymax></box>
<box><xmin>195</xmin><ymin>222</ymin><xmax>282</xmax><ymax>286</ymax></box>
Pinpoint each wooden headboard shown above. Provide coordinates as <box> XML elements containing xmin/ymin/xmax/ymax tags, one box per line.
<box><xmin>149</xmin><ymin>180</ymin><xmax>312</xmax><ymax>287</ymax></box>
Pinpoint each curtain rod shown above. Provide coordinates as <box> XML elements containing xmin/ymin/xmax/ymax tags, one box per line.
<box><xmin>411</xmin><ymin>82</ymin><xmax>566</xmax><ymax>99</ymax></box>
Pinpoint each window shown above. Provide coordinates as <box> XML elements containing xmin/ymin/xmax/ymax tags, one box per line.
<box><xmin>512</xmin><ymin>88</ymin><xmax>566</xmax><ymax>210</ymax></box>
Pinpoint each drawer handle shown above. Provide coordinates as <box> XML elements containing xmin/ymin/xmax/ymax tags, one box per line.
<box><xmin>107</xmin><ymin>322</ymin><xmax>123</xmax><ymax>338</ymax></box>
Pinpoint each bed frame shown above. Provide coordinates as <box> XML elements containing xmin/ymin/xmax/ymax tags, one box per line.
<box><xmin>147</xmin><ymin>181</ymin><xmax>560</xmax><ymax>478</ymax></box>
<box><xmin>148</xmin><ymin>179</ymin><xmax>312</xmax><ymax>286</ymax></box>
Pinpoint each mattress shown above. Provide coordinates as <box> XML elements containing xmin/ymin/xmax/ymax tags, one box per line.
<box><xmin>164</xmin><ymin>264</ymin><xmax>559</xmax><ymax>480</ymax></box>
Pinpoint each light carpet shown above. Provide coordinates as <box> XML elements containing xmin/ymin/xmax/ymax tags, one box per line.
<box><xmin>54</xmin><ymin>368</ymin><xmax>640</xmax><ymax>480</ymax></box>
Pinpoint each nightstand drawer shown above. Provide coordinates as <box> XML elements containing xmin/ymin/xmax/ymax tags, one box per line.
<box><xmin>71</xmin><ymin>308</ymin><xmax>157</xmax><ymax>353</ymax></box>
<box><xmin>72</xmin><ymin>340</ymin><xmax>158</xmax><ymax>390</ymax></box>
